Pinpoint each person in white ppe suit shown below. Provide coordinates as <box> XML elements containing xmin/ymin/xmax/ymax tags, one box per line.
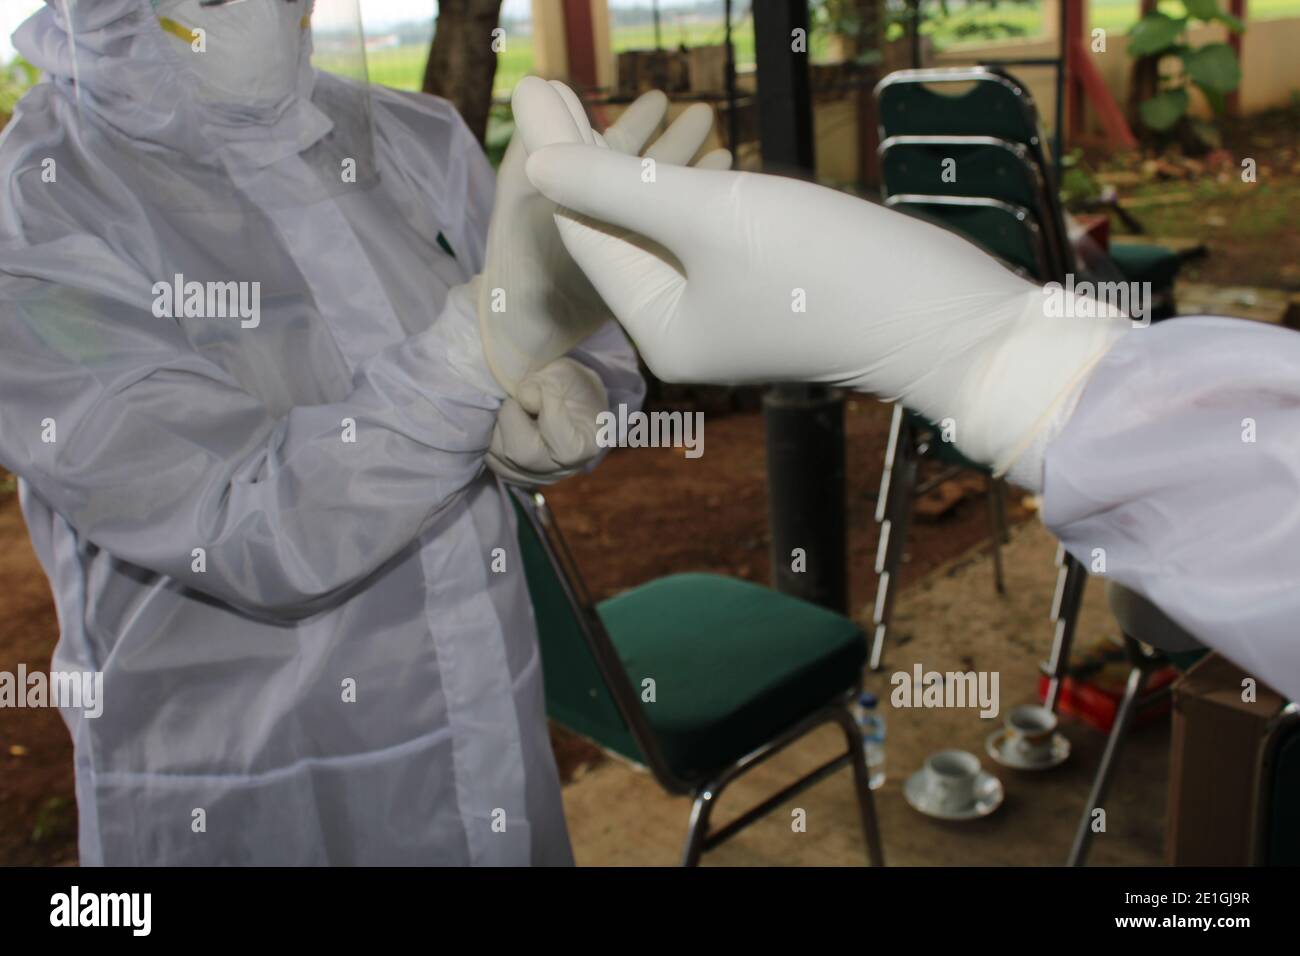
<box><xmin>515</xmin><ymin>81</ymin><xmax>1300</xmax><ymax>705</ymax></box>
<box><xmin>0</xmin><ymin>1</ymin><xmax>725</xmax><ymax>864</ymax></box>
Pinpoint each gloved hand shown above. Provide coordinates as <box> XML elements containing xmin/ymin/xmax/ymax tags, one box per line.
<box><xmin>521</xmin><ymin>129</ymin><xmax>1133</xmax><ymax>487</ymax></box>
<box><xmin>485</xmin><ymin>357</ymin><xmax>609</xmax><ymax>486</ymax></box>
<box><xmin>478</xmin><ymin>77</ymin><xmax>730</xmax><ymax>396</ymax></box>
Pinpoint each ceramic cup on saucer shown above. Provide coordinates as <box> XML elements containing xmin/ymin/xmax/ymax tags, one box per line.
<box><xmin>906</xmin><ymin>750</ymin><xmax>1004</xmax><ymax>819</ymax></box>
<box><xmin>921</xmin><ymin>749</ymin><xmax>982</xmax><ymax>814</ymax></box>
<box><xmin>1005</xmin><ymin>705</ymin><xmax>1057</xmax><ymax>763</ymax></box>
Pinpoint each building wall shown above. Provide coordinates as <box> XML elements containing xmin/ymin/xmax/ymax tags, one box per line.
<box><xmin>933</xmin><ymin>17</ymin><xmax>1300</xmax><ymax>135</ymax></box>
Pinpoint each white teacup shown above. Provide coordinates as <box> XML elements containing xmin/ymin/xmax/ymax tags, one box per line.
<box><xmin>922</xmin><ymin>749</ymin><xmax>981</xmax><ymax>812</ymax></box>
<box><xmin>1006</xmin><ymin>705</ymin><xmax>1058</xmax><ymax>763</ymax></box>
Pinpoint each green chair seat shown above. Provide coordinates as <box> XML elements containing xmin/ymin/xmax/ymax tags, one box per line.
<box><xmin>1109</xmin><ymin>242</ymin><xmax>1181</xmax><ymax>287</ymax></box>
<box><xmin>596</xmin><ymin>573</ymin><xmax>866</xmax><ymax>780</ymax></box>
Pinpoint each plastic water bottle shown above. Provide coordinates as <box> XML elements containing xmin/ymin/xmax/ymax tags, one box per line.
<box><xmin>852</xmin><ymin>692</ymin><xmax>886</xmax><ymax>789</ymax></box>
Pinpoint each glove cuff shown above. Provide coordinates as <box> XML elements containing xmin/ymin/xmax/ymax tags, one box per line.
<box><xmin>437</xmin><ymin>277</ymin><xmax>508</xmax><ymax>401</ymax></box>
<box><xmin>952</xmin><ymin>288</ymin><xmax>1133</xmax><ymax>478</ymax></box>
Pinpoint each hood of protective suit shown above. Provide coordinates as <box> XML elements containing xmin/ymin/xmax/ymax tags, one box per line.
<box><xmin>14</xmin><ymin>0</ymin><xmax>330</xmax><ymax>164</ymax></box>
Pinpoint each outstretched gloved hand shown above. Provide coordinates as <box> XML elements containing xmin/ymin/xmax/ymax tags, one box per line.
<box><xmin>517</xmin><ymin>92</ymin><xmax>1133</xmax><ymax>487</ymax></box>
<box><xmin>479</xmin><ymin>77</ymin><xmax>731</xmax><ymax>396</ymax></box>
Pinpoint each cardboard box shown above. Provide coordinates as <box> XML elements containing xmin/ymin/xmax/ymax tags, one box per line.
<box><xmin>1165</xmin><ymin>653</ymin><xmax>1288</xmax><ymax>865</ymax></box>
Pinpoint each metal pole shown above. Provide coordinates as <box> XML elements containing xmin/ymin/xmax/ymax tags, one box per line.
<box><xmin>909</xmin><ymin>0</ymin><xmax>922</xmax><ymax>69</ymax></box>
<box><xmin>752</xmin><ymin>0</ymin><xmax>849</xmax><ymax>614</ymax></box>
<box><xmin>653</xmin><ymin>0</ymin><xmax>662</xmax><ymax>50</ymax></box>
<box><xmin>1054</xmin><ymin>0</ymin><xmax>1067</xmax><ymax>177</ymax></box>
<box><xmin>724</xmin><ymin>0</ymin><xmax>739</xmax><ymax>154</ymax></box>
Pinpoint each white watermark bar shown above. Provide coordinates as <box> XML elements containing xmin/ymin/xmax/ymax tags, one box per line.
<box><xmin>595</xmin><ymin>403</ymin><xmax>705</xmax><ymax>459</ymax></box>
<box><xmin>1042</xmin><ymin>274</ymin><xmax>1153</xmax><ymax>328</ymax></box>
<box><xmin>152</xmin><ymin>272</ymin><xmax>261</xmax><ymax>328</ymax></box>
<box><xmin>0</xmin><ymin>665</ymin><xmax>104</xmax><ymax>718</ymax></box>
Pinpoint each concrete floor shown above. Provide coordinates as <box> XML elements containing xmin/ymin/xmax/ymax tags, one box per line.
<box><xmin>561</xmin><ymin>516</ymin><xmax>1170</xmax><ymax>866</ymax></box>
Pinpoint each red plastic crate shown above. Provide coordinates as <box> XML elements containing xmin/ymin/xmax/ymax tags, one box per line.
<box><xmin>1038</xmin><ymin>667</ymin><xmax>1177</xmax><ymax>735</ymax></box>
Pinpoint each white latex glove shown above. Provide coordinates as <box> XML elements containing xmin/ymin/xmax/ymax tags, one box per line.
<box><xmin>479</xmin><ymin>78</ymin><xmax>731</xmax><ymax>395</ymax></box>
<box><xmin>522</xmin><ymin>142</ymin><xmax>1133</xmax><ymax>486</ymax></box>
<box><xmin>486</xmin><ymin>357</ymin><xmax>609</xmax><ymax>486</ymax></box>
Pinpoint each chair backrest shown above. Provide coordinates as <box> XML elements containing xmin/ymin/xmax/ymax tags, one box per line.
<box><xmin>875</xmin><ymin>67</ymin><xmax>1075</xmax><ymax>278</ymax></box>
<box><xmin>876</xmin><ymin>67</ymin><xmax>1046</xmax><ymax>164</ymax></box>
<box><xmin>507</xmin><ymin>485</ymin><xmax>689</xmax><ymax>791</ymax></box>
<box><xmin>885</xmin><ymin>194</ymin><xmax>1049</xmax><ymax>281</ymax></box>
<box><xmin>879</xmin><ymin>135</ymin><xmax>1068</xmax><ymax>279</ymax></box>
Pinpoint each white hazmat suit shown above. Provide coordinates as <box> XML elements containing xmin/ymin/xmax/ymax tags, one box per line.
<box><xmin>0</xmin><ymin>1</ymin><xmax>649</xmax><ymax>864</ymax></box>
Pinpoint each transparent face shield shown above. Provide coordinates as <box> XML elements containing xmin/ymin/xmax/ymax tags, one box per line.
<box><xmin>49</xmin><ymin>0</ymin><xmax>377</xmax><ymax>206</ymax></box>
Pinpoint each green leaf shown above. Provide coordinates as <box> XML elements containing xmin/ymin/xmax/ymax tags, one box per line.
<box><xmin>1200</xmin><ymin>84</ymin><xmax>1228</xmax><ymax>115</ymax></box>
<box><xmin>1129</xmin><ymin>12</ymin><xmax>1186</xmax><ymax>57</ymax></box>
<box><xmin>1139</xmin><ymin>88</ymin><xmax>1190</xmax><ymax>130</ymax></box>
<box><xmin>1182</xmin><ymin>0</ymin><xmax>1220</xmax><ymax>20</ymax></box>
<box><xmin>1184</xmin><ymin>42</ymin><xmax>1241</xmax><ymax>93</ymax></box>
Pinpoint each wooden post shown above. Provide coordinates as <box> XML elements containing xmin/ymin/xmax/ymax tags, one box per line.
<box><xmin>1069</xmin><ymin>0</ymin><xmax>1137</xmax><ymax>150</ymax></box>
<box><xmin>561</xmin><ymin>0</ymin><xmax>599</xmax><ymax>90</ymax></box>
<box><xmin>1227</xmin><ymin>0</ymin><xmax>1246</xmax><ymax>116</ymax></box>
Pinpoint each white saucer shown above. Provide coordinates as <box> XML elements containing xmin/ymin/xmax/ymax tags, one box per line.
<box><xmin>903</xmin><ymin>768</ymin><xmax>1004</xmax><ymax>821</ymax></box>
<box><xmin>985</xmin><ymin>728</ymin><xmax>1071</xmax><ymax>771</ymax></box>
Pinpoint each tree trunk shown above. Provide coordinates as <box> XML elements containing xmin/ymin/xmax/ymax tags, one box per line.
<box><xmin>422</xmin><ymin>0</ymin><xmax>504</xmax><ymax>145</ymax></box>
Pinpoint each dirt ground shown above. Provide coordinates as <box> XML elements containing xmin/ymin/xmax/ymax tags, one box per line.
<box><xmin>1081</xmin><ymin>107</ymin><xmax>1300</xmax><ymax>291</ymax></box>
<box><xmin>0</xmin><ymin>479</ymin><xmax>77</xmax><ymax>866</ymax></box>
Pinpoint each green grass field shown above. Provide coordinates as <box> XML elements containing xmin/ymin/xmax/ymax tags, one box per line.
<box><xmin>362</xmin><ymin>1</ymin><xmax>1300</xmax><ymax>97</ymax></box>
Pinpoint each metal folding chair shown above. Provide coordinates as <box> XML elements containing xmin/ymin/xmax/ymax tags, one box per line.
<box><xmin>866</xmin><ymin>194</ymin><xmax>1043</xmax><ymax>669</ymax></box>
<box><xmin>510</xmin><ymin>486</ymin><xmax>885</xmax><ymax>866</ymax></box>
<box><xmin>1068</xmin><ymin>582</ymin><xmax>1205</xmax><ymax>866</ymax></box>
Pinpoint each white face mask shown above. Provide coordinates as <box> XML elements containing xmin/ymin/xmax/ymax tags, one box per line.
<box><xmin>156</xmin><ymin>0</ymin><xmax>309</xmax><ymax>108</ymax></box>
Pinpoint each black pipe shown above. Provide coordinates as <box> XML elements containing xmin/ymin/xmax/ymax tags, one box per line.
<box><xmin>763</xmin><ymin>390</ymin><xmax>848</xmax><ymax>612</ymax></box>
<box><xmin>724</xmin><ymin>0</ymin><xmax>738</xmax><ymax>153</ymax></box>
<box><xmin>1055</xmin><ymin>0</ymin><xmax>1067</xmax><ymax>180</ymax></box>
<box><xmin>751</xmin><ymin>0</ymin><xmax>849</xmax><ymax>614</ymax></box>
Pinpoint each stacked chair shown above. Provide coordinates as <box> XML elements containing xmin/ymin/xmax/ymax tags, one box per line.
<box><xmin>870</xmin><ymin>66</ymin><xmax>1085</xmax><ymax>677</ymax></box>
<box><xmin>871</xmin><ymin>66</ymin><xmax>1186</xmax><ymax>865</ymax></box>
<box><xmin>509</xmin><ymin>486</ymin><xmax>885</xmax><ymax>867</ymax></box>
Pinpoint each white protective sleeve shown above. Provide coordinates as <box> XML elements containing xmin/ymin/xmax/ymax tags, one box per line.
<box><xmin>1043</xmin><ymin>315</ymin><xmax>1300</xmax><ymax>702</ymax></box>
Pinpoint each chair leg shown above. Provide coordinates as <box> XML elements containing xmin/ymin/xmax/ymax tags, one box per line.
<box><xmin>986</xmin><ymin>475</ymin><xmax>1007</xmax><ymax>595</ymax></box>
<box><xmin>1043</xmin><ymin>548</ymin><xmax>1087</xmax><ymax>713</ymax></box>
<box><xmin>995</xmin><ymin>476</ymin><xmax>1011</xmax><ymax>544</ymax></box>
<box><xmin>834</xmin><ymin>708</ymin><xmax>885</xmax><ymax>866</ymax></box>
<box><xmin>1068</xmin><ymin>641</ymin><xmax>1152</xmax><ymax>867</ymax></box>
<box><xmin>681</xmin><ymin>787</ymin><xmax>718</xmax><ymax>867</ymax></box>
<box><xmin>871</xmin><ymin>405</ymin><xmax>918</xmax><ymax>671</ymax></box>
